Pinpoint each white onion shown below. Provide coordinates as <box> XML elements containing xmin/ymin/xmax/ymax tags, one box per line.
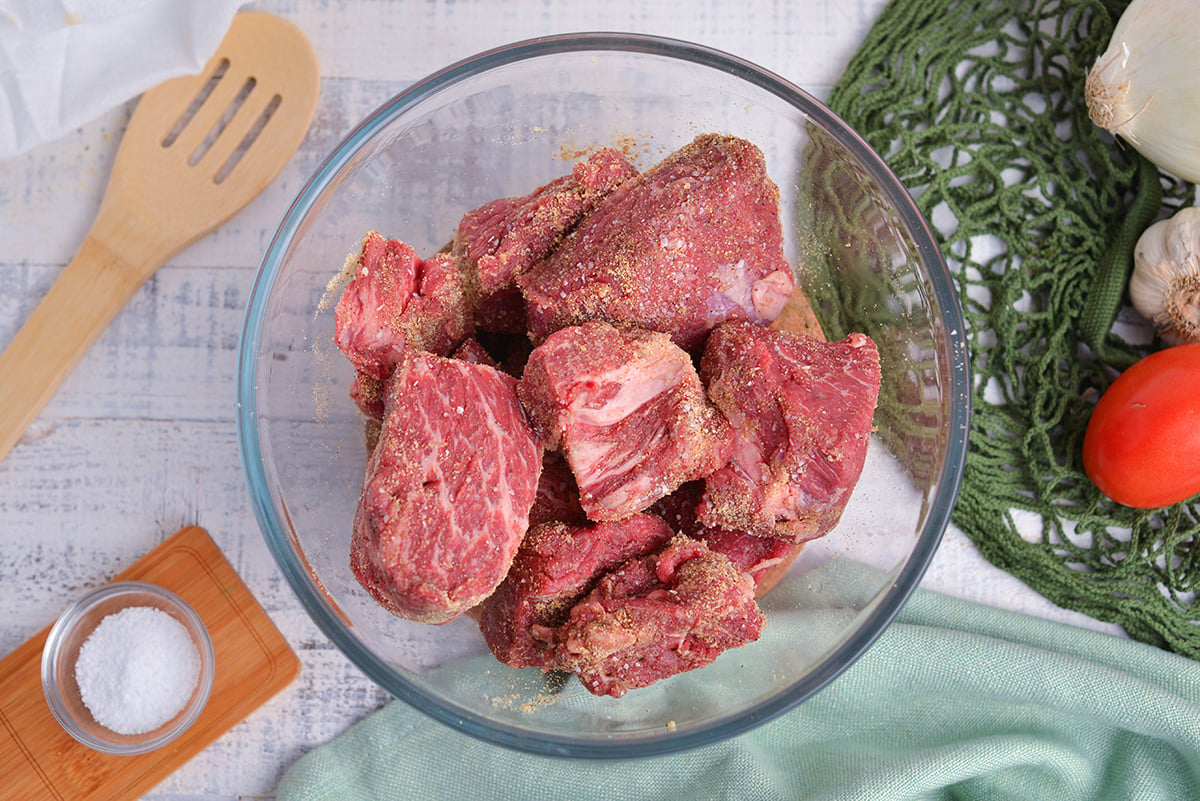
<box><xmin>1086</xmin><ymin>0</ymin><xmax>1200</xmax><ymax>182</ymax></box>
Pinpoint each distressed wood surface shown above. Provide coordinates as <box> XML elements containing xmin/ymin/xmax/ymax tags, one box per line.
<box><xmin>0</xmin><ymin>1</ymin><xmax>1122</xmax><ymax>799</ymax></box>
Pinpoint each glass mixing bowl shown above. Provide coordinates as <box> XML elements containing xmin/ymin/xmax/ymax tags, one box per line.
<box><xmin>238</xmin><ymin>32</ymin><xmax>970</xmax><ymax>758</ymax></box>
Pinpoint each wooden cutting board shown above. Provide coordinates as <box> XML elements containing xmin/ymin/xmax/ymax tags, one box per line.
<box><xmin>0</xmin><ymin>525</ymin><xmax>300</xmax><ymax>801</ymax></box>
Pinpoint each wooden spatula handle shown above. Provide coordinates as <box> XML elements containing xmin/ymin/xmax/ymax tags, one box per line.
<box><xmin>0</xmin><ymin>224</ymin><xmax>167</xmax><ymax>463</ymax></box>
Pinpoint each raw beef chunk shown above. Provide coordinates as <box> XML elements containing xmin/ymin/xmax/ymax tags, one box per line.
<box><xmin>650</xmin><ymin>482</ymin><xmax>801</xmax><ymax>595</ymax></box>
<box><xmin>334</xmin><ymin>231</ymin><xmax>471</xmax><ymax>379</ymax></box>
<box><xmin>349</xmin><ymin>350</ymin><xmax>542</xmax><ymax>624</ymax></box>
<box><xmin>452</xmin><ymin>337</ymin><xmax>499</xmax><ymax>368</ymax></box>
<box><xmin>518</xmin><ymin>134</ymin><xmax>795</xmax><ymax>350</ymax></box>
<box><xmin>699</xmin><ymin>322</ymin><xmax>881</xmax><ymax>540</ymax></box>
<box><xmin>518</xmin><ymin>320</ymin><xmax>731</xmax><ymax>520</ymax></box>
<box><xmin>453</xmin><ymin>147</ymin><xmax>637</xmax><ymax>332</ymax></box>
<box><xmin>349</xmin><ymin>371</ymin><xmax>386</xmax><ymax>422</ymax></box>
<box><xmin>696</xmin><ymin>526</ymin><xmax>801</xmax><ymax>594</ymax></box>
<box><xmin>542</xmin><ymin>535</ymin><xmax>764</xmax><ymax>697</ymax></box>
<box><xmin>336</xmin><ymin>232</ymin><xmax>475</xmax><ymax>422</ymax></box>
<box><xmin>478</xmin><ymin>513</ymin><xmax>674</xmax><ymax>667</ymax></box>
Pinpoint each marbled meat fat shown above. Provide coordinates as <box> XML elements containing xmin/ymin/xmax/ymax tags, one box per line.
<box><xmin>349</xmin><ymin>349</ymin><xmax>542</xmax><ymax>624</ymax></box>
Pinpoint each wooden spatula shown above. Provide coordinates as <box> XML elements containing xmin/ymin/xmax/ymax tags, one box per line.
<box><xmin>0</xmin><ymin>12</ymin><xmax>320</xmax><ymax>464</ymax></box>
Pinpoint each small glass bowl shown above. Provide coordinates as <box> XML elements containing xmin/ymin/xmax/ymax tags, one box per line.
<box><xmin>41</xmin><ymin>581</ymin><xmax>215</xmax><ymax>756</ymax></box>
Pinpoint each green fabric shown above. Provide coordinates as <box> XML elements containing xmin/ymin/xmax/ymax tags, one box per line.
<box><xmin>277</xmin><ymin>563</ymin><xmax>1200</xmax><ymax>800</ymax></box>
<box><xmin>820</xmin><ymin>0</ymin><xmax>1200</xmax><ymax>657</ymax></box>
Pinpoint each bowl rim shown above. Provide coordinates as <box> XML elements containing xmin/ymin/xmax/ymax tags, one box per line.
<box><xmin>237</xmin><ymin>30</ymin><xmax>971</xmax><ymax>759</ymax></box>
<box><xmin>40</xmin><ymin>580</ymin><xmax>216</xmax><ymax>755</ymax></box>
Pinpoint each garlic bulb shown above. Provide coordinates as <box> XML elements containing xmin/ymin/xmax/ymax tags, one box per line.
<box><xmin>1086</xmin><ymin>0</ymin><xmax>1200</xmax><ymax>182</ymax></box>
<box><xmin>1130</xmin><ymin>206</ymin><xmax>1200</xmax><ymax>345</ymax></box>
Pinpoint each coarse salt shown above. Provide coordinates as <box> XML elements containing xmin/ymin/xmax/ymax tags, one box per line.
<box><xmin>74</xmin><ymin>606</ymin><xmax>201</xmax><ymax>735</ymax></box>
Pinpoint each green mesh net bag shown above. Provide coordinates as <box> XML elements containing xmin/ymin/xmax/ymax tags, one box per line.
<box><xmin>813</xmin><ymin>0</ymin><xmax>1200</xmax><ymax>656</ymax></box>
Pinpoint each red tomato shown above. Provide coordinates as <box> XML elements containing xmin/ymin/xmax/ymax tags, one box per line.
<box><xmin>1083</xmin><ymin>343</ymin><xmax>1200</xmax><ymax>508</ymax></box>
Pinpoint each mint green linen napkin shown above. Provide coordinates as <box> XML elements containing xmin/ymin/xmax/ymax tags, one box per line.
<box><xmin>276</xmin><ymin>565</ymin><xmax>1200</xmax><ymax>801</ymax></box>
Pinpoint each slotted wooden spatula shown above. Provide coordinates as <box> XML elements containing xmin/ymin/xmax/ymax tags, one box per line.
<box><xmin>0</xmin><ymin>12</ymin><xmax>320</xmax><ymax>464</ymax></box>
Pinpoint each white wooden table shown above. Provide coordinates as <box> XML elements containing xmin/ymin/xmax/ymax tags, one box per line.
<box><xmin>0</xmin><ymin>1</ymin><xmax>1121</xmax><ymax>798</ymax></box>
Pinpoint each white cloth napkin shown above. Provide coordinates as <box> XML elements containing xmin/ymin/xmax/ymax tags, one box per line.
<box><xmin>0</xmin><ymin>0</ymin><xmax>246</xmax><ymax>158</ymax></box>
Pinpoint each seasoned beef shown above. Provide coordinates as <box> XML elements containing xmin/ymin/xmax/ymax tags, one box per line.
<box><xmin>650</xmin><ymin>481</ymin><xmax>801</xmax><ymax>595</ymax></box>
<box><xmin>349</xmin><ymin>336</ymin><xmax>496</xmax><ymax>424</ymax></box>
<box><xmin>452</xmin><ymin>337</ymin><xmax>499</xmax><ymax>368</ymax></box>
<box><xmin>699</xmin><ymin>322</ymin><xmax>881</xmax><ymax>540</ymax></box>
<box><xmin>333</xmin><ymin>131</ymin><xmax>883</xmax><ymax>696</ymax></box>
<box><xmin>452</xmin><ymin>147</ymin><xmax>637</xmax><ymax>332</ymax></box>
<box><xmin>334</xmin><ymin>231</ymin><xmax>471</xmax><ymax>379</ymax></box>
<box><xmin>478</xmin><ymin>513</ymin><xmax>674</xmax><ymax>667</ymax></box>
<box><xmin>349</xmin><ymin>350</ymin><xmax>542</xmax><ymax>624</ymax></box>
<box><xmin>543</xmin><ymin>535</ymin><xmax>764</xmax><ymax>697</ymax></box>
<box><xmin>518</xmin><ymin>320</ymin><xmax>731</xmax><ymax>520</ymax></box>
<box><xmin>518</xmin><ymin>134</ymin><xmax>795</xmax><ymax>350</ymax></box>
<box><xmin>349</xmin><ymin>371</ymin><xmax>386</xmax><ymax>422</ymax></box>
